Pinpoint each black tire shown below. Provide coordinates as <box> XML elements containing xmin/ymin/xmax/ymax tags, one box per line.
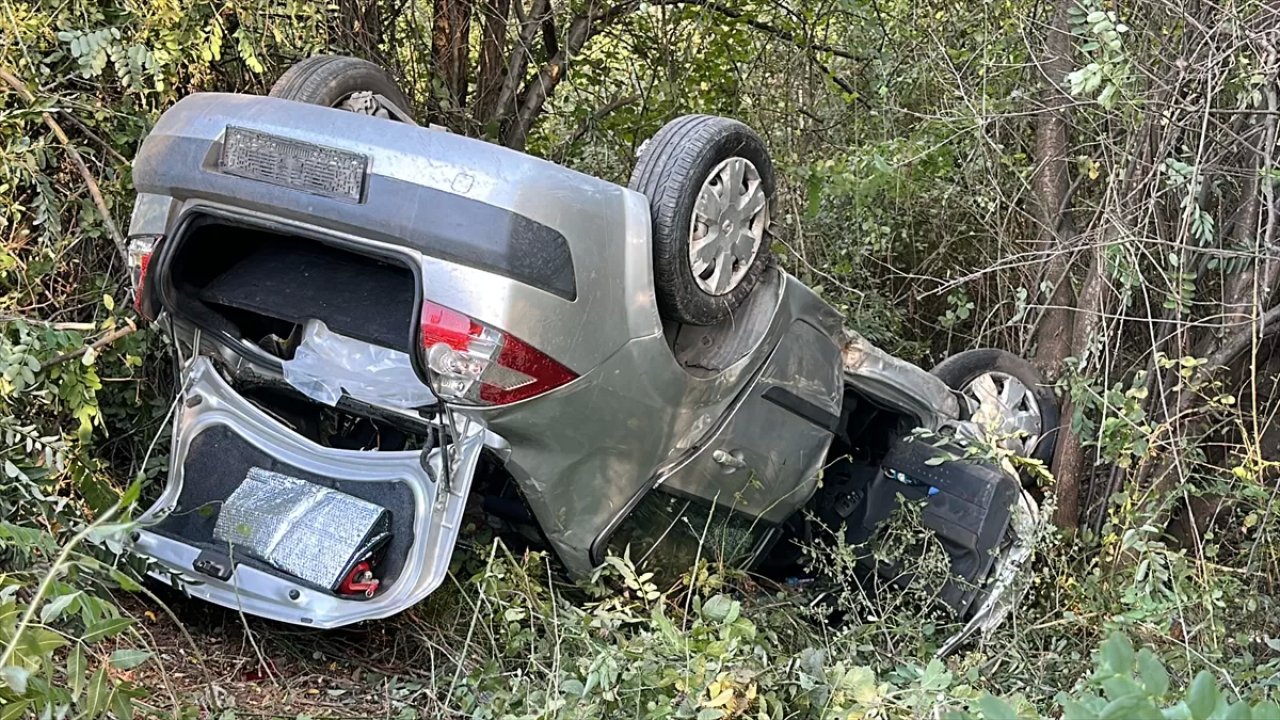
<box><xmin>629</xmin><ymin>115</ymin><xmax>775</xmax><ymax>326</ymax></box>
<box><xmin>269</xmin><ymin>55</ymin><xmax>412</xmax><ymax>120</ymax></box>
<box><xmin>930</xmin><ymin>348</ymin><xmax>1060</xmax><ymax>465</ymax></box>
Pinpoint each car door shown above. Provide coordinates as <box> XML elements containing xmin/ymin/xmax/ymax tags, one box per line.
<box><xmin>657</xmin><ymin>320</ymin><xmax>844</xmax><ymax>524</ymax></box>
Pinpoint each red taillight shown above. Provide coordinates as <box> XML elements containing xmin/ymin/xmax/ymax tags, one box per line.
<box><xmin>127</xmin><ymin>235</ymin><xmax>161</xmax><ymax>320</ymax></box>
<box><xmin>420</xmin><ymin>301</ymin><xmax>577</xmax><ymax>405</ymax></box>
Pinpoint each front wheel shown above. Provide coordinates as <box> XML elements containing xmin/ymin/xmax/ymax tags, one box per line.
<box><xmin>629</xmin><ymin>115</ymin><xmax>775</xmax><ymax>326</ymax></box>
<box><xmin>269</xmin><ymin>55</ymin><xmax>413</xmax><ymax>121</ymax></box>
<box><xmin>930</xmin><ymin>348</ymin><xmax>1059</xmax><ymax>465</ymax></box>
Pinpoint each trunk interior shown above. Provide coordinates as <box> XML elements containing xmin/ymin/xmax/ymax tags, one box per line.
<box><xmin>152</xmin><ymin>218</ymin><xmax>430</xmax><ymax>596</ymax></box>
<box><xmin>163</xmin><ymin>218</ymin><xmax>419</xmax><ymax>358</ymax></box>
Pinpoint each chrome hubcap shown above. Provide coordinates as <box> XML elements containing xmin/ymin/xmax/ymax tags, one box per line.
<box><xmin>960</xmin><ymin>372</ymin><xmax>1043</xmax><ymax>457</ymax></box>
<box><xmin>689</xmin><ymin>157</ymin><xmax>768</xmax><ymax>296</ymax></box>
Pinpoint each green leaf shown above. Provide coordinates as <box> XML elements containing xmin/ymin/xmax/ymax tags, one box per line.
<box><xmin>0</xmin><ymin>666</ymin><xmax>29</xmax><ymax>695</ymax></box>
<box><xmin>1223</xmin><ymin>701</ymin><xmax>1252</xmax><ymax>720</ymax></box>
<box><xmin>1252</xmin><ymin>701</ymin><xmax>1280</xmax><ymax>719</ymax></box>
<box><xmin>1101</xmin><ymin>633</ymin><xmax>1135</xmax><ymax>674</ymax></box>
<box><xmin>69</xmin><ymin>643</ymin><xmax>87</xmax><ymax>700</ymax></box>
<box><xmin>119</xmin><ymin>478</ymin><xmax>142</xmax><ymax>507</ymax></box>
<box><xmin>19</xmin><ymin>627</ymin><xmax>65</xmax><ymax>657</ymax></box>
<box><xmin>111</xmin><ymin>688</ymin><xmax>135</xmax><ymax>720</ymax></box>
<box><xmin>109</xmin><ymin>649</ymin><xmax>152</xmax><ymax>670</ymax></box>
<box><xmin>82</xmin><ymin>616</ymin><xmax>133</xmax><ymax>643</ymax></box>
<box><xmin>921</xmin><ymin>658</ymin><xmax>952</xmax><ymax>692</ymax></box>
<box><xmin>1102</xmin><ymin>675</ymin><xmax>1146</xmax><ymax>701</ymax></box>
<box><xmin>1186</xmin><ymin>671</ymin><xmax>1219</xmax><ymax>720</ymax></box>
<box><xmin>0</xmin><ymin>701</ymin><xmax>31</xmax><ymax>720</ymax></box>
<box><xmin>110</xmin><ymin>568</ymin><xmax>143</xmax><ymax>592</ymax></box>
<box><xmin>84</xmin><ymin>666</ymin><xmax>110</xmax><ymax>718</ymax></box>
<box><xmin>1100</xmin><ymin>696</ymin><xmax>1162</xmax><ymax>720</ymax></box>
<box><xmin>39</xmin><ymin>589</ymin><xmax>81</xmax><ymax>623</ymax></box>
<box><xmin>701</xmin><ymin>594</ymin><xmax>734</xmax><ymax>622</ymax></box>
<box><xmin>978</xmin><ymin>693</ymin><xmax>1018</xmax><ymax>719</ymax></box>
<box><xmin>1059</xmin><ymin>695</ymin><xmax>1099</xmax><ymax>720</ymax></box>
<box><xmin>1137</xmin><ymin>649</ymin><xmax>1169</xmax><ymax>698</ymax></box>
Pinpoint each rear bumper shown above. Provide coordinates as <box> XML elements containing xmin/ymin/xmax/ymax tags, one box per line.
<box><xmin>130</xmin><ymin>357</ymin><xmax>482</xmax><ymax>627</ymax></box>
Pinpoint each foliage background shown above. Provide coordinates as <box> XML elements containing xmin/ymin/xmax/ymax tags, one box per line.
<box><xmin>4</xmin><ymin>0</ymin><xmax>1280</xmax><ymax>717</ymax></box>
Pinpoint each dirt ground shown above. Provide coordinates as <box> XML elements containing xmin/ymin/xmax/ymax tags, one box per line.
<box><xmin>114</xmin><ymin>582</ymin><xmax>471</xmax><ymax>719</ymax></box>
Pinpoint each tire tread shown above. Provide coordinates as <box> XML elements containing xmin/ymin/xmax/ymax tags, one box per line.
<box><xmin>629</xmin><ymin>115</ymin><xmax>774</xmax><ymax>325</ymax></box>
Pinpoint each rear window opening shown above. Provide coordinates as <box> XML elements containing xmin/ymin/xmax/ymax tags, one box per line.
<box><xmin>162</xmin><ymin>218</ymin><xmax>418</xmax><ymax>359</ymax></box>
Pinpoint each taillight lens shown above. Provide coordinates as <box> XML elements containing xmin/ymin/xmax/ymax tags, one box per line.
<box><xmin>127</xmin><ymin>235</ymin><xmax>162</xmax><ymax>320</ymax></box>
<box><xmin>420</xmin><ymin>301</ymin><xmax>577</xmax><ymax>405</ymax></box>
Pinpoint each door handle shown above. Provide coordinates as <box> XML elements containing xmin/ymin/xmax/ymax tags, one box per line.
<box><xmin>712</xmin><ymin>448</ymin><xmax>746</xmax><ymax>471</ymax></box>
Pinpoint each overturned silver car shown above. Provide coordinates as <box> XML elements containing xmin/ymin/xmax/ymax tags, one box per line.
<box><xmin>125</xmin><ymin>57</ymin><xmax>1059</xmax><ymax>643</ymax></box>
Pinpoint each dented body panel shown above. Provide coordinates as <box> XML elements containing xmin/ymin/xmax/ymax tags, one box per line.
<box><xmin>124</xmin><ymin>93</ymin><xmax>1027</xmax><ymax>630</ymax></box>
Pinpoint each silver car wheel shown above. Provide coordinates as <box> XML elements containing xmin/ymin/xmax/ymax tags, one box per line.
<box><xmin>960</xmin><ymin>371</ymin><xmax>1043</xmax><ymax>456</ymax></box>
<box><xmin>689</xmin><ymin>156</ymin><xmax>768</xmax><ymax>296</ymax></box>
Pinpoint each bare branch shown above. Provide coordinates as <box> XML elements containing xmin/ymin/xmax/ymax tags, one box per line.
<box><xmin>0</xmin><ymin>66</ymin><xmax>127</xmax><ymax>264</ymax></box>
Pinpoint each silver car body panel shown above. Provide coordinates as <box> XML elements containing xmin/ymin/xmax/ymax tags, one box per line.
<box><xmin>131</xmin><ymin>93</ymin><xmax>658</xmax><ymax>376</ymax></box>
<box><xmin>127</xmin><ymin>93</ymin><xmax>970</xmax><ymax>606</ymax></box>
<box><xmin>131</xmin><ymin>357</ymin><xmax>483</xmax><ymax>627</ymax></box>
<box><xmin>841</xmin><ymin>331</ymin><xmax>961</xmax><ymax>428</ymax></box>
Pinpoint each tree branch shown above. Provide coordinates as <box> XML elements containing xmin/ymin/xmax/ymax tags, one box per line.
<box><xmin>0</xmin><ymin>67</ymin><xmax>127</xmax><ymax>263</ymax></box>
<box><xmin>556</xmin><ymin>93</ymin><xmax>640</xmax><ymax>157</ymax></box>
<box><xmin>502</xmin><ymin>0</ymin><xmax>866</xmax><ymax>148</ymax></box>
<box><xmin>647</xmin><ymin>0</ymin><xmax>864</xmax><ymax>62</ymax></box>
<box><xmin>492</xmin><ymin>0</ymin><xmax>551</xmax><ymax>132</ymax></box>
<box><xmin>38</xmin><ymin>322</ymin><xmax>138</xmax><ymax>371</ymax></box>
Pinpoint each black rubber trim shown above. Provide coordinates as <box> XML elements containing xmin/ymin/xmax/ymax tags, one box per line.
<box><xmin>761</xmin><ymin>386</ymin><xmax>841</xmax><ymax>433</ymax></box>
<box><xmin>137</xmin><ymin>132</ymin><xmax>576</xmax><ymax>300</ymax></box>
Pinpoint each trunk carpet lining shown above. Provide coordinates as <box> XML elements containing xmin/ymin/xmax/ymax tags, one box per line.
<box><xmin>197</xmin><ymin>237</ymin><xmax>416</xmax><ymax>352</ymax></box>
<box><xmin>150</xmin><ymin>424</ymin><xmax>417</xmax><ymax>588</ymax></box>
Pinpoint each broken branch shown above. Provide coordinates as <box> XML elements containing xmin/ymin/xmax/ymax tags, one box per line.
<box><xmin>39</xmin><ymin>323</ymin><xmax>138</xmax><ymax>371</ymax></box>
<box><xmin>0</xmin><ymin>67</ymin><xmax>128</xmax><ymax>264</ymax></box>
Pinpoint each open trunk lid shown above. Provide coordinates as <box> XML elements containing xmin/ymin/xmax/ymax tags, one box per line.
<box><xmin>130</xmin><ymin>357</ymin><xmax>482</xmax><ymax>627</ymax></box>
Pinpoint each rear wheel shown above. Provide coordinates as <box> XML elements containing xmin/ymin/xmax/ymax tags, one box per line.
<box><xmin>931</xmin><ymin>349</ymin><xmax>1059</xmax><ymax>465</ymax></box>
<box><xmin>269</xmin><ymin>55</ymin><xmax>413</xmax><ymax>121</ymax></box>
<box><xmin>629</xmin><ymin>115</ymin><xmax>775</xmax><ymax>326</ymax></box>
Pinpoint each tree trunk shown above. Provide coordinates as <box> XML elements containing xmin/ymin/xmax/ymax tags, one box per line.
<box><xmin>332</xmin><ymin>0</ymin><xmax>393</xmax><ymax>67</ymax></box>
<box><xmin>475</xmin><ymin>0</ymin><xmax>512</xmax><ymax>127</ymax></box>
<box><xmin>502</xmin><ymin>1</ymin><xmax>643</xmax><ymax>149</ymax></box>
<box><xmin>491</xmin><ymin>0</ymin><xmax>550</xmax><ymax>139</ymax></box>
<box><xmin>1049</xmin><ymin>238</ymin><xmax>1110</xmax><ymax>531</ymax></box>
<box><xmin>433</xmin><ymin>0</ymin><xmax>473</xmax><ymax>110</ymax></box>
<box><xmin>1030</xmin><ymin>0</ymin><xmax>1079</xmax><ymax>381</ymax></box>
<box><xmin>503</xmin><ymin>10</ymin><xmax>596</xmax><ymax>150</ymax></box>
